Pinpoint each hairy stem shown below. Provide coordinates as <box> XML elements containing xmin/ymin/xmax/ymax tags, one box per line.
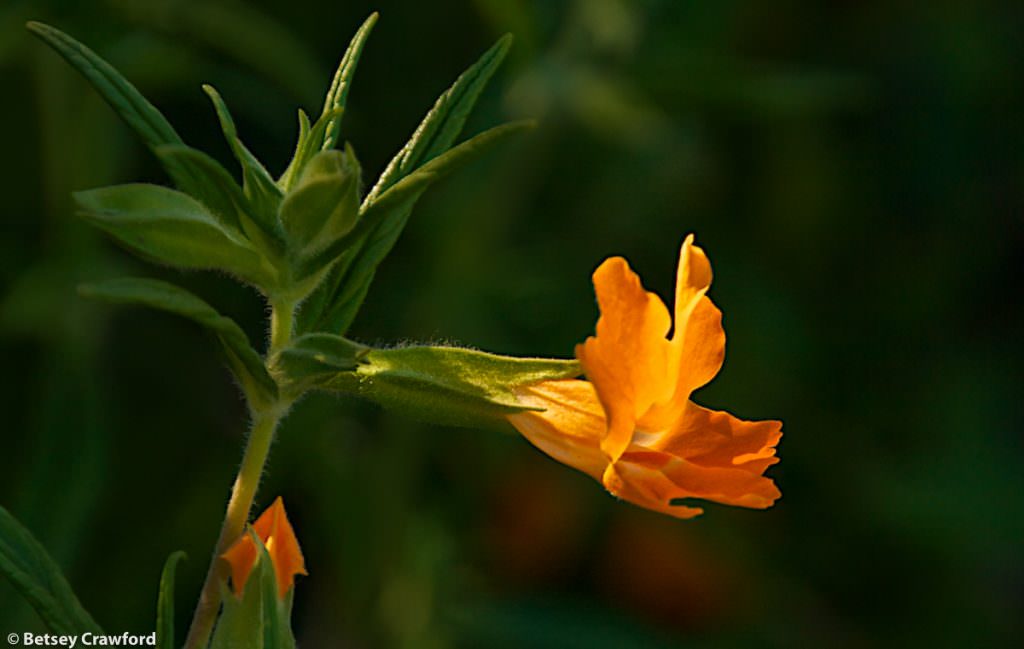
<box><xmin>269</xmin><ymin>300</ymin><xmax>295</xmax><ymax>355</ymax></box>
<box><xmin>183</xmin><ymin>302</ymin><xmax>295</xmax><ymax>649</ymax></box>
<box><xmin>182</xmin><ymin>410</ymin><xmax>282</xmax><ymax>649</ymax></box>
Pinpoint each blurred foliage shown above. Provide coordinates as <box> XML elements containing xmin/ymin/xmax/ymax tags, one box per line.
<box><xmin>1</xmin><ymin>0</ymin><xmax>1022</xmax><ymax>648</ymax></box>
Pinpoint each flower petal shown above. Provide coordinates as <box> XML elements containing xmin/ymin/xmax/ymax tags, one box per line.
<box><xmin>222</xmin><ymin>497</ymin><xmax>308</xmax><ymax>598</ymax></box>
<box><xmin>254</xmin><ymin>497</ymin><xmax>308</xmax><ymax>598</ymax></box>
<box><xmin>576</xmin><ymin>257</ymin><xmax>673</xmax><ymax>463</ymax></box>
<box><xmin>640</xmin><ymin>295</ymin><xmax>725</xmax><ymax>431</ymax></box>
<box><xmin>602</xmin><ymin>462</ymin><xmax>705</xmax><ymax>520</ymax></box>
<box><xmin>672</xmin><ymin>235</ymin><xmax>713</xmax><ymax>347</ymax></box>
<box><xmin>676</xmin><ymin>296</ymin><xmax>725</xmax><ymax>396</ymax></box>
<box><xmin>647</xmin><ymin>403</ymin><xmax>782</xmax><ymax>471</ymax></box>
<box><xmin>612</xmin><ymin>449</ymin><xmax>781</xmax><ymax>513</ymax></box>
<box><xmin>221</xmin><ymin>532</ymin><xmax>259</xmax><ymax>597</ymax></box>
<box><xmin>508</xmin><ymin>379</ymin><xmax>607</xmax><ymax>481</ymax></box>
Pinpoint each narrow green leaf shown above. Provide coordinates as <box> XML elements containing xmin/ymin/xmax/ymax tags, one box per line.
<box><xmin>203</xmin><ymin>84</ymin><xmax>284</xmax><ymax>240</ymax></box>
<box><xmin>277</xmin><ymin>108</ymin><xmax>313</xmax><ymax>190</ymax></box>
<box><xmin>318</xmin><ymin>345</ymin><xmax>580</xmax><ymax>429</ymax></box>
<box><xmin>279</xmin><ymin>106</ymin><xmax>345</xmax><ymax>193</ymax></box>
<box><xmin>302</xmin><ymin>121</ymin><xmax>533</xmax><ymax>333</ymax></box>
<box><xmin>24</xmin><ymin>21</ymin><xmax>214</xmax><ymax>195</ymax></box>
<box><xmin>79</xmin><ymin>278</ymin><xmax>278</xmax><ymax>407</ymax></box>
<box><xmin>297</xmin><ymin>32</ymin><xmax>518</xmax><ymax>333</ymax></box>
<box><xmin>279</xmin><ymin>148</ymin><xmax>360</xmax><ymax>262</ymax></box>
<box><xmin>320</xmin><ymin>13</ymin><xmax>378</xmax><ymax>151</ymax></box>
<box><xmin>156</xmin><ymin>551</ymin><xmax>186</xmax><ymax>649</ymax></box>
<box><xmin>0</xmin><ymin>505</ymin><xmax>102</xmax><ymax>636</ymax></box>
<box><xmin>74</xmin><ymin>183</ymin><xmax>273</xmax><ymax>289</ymax></box>
<box><xmin>365</xmin><ymin>33</ymin><xmax>512</xmax><ymax>202</ymax></box>
<box><xmin>26</xmin><ymin>21</ymin><xmax>182</xmax><ymax>150</ymax></box>
<box><xmin>272</xmin><ymin>333</ymin><xmax>368</xmax><ymax>394</ymax></box>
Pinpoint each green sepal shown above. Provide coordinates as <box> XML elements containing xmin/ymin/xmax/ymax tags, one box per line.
<box><xmin>312</xmin><ymin>343</ymin><xmax>580</xmax><ymax>429</ymax></box>
<box><xmin>202</xmin><ymin>84</ymin><xmax>285</xmax><ymax>242</ymax></box>
<box><xmin>319</xmin><ymin>13</ymin><xmax>378</xmax><ymax>152</ymax></box>
<box><xmin>156</xmin><ymin>551</ymin><xmax>186</xmax><ymax>649</ymax></box>
<box><xmin>0</xmin><ymin>505</ymin><xmax>103</xmax><ymax>636</ymax></box>
<box><xmin>279</xmin><ymin>147</ymin><xmax>360</xmax><ymax>263</ymax></box>
<box><xmin>210</xmin><ymin>529</ymin><xmax>296</xmax><ymax>649</ymax></box>
<box><xmin>74</xmin><ymin>183</ymin><xmax>275</xmax><ymax>289</ymax></box>
<box><xmin>271</xmin><ymin>333</ymin><xmax>368</xmax><ymax>396</ymax></box>
<box><xmin>79</xmin><ymin>278</ymin><xmax>278</xmax><ymax>409</ymax></box>
<box><xmin>299</xmin><ymin>121</ymin><xmax>533</xmax><ymax>333</ymax></box>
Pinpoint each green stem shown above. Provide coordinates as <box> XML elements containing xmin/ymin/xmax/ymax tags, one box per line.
<box><xmin>269</xmin><ymin>300</ymin><xmax>295</xmax><ymax>355</ymax></box>
<box><xmin>183</xmin><ymin>302</ymin><xmax>295</xmax><ymax>649</ymax></box>
<box><xmin>182</xmin><ymin>410</ymin><xmax>282</xmax><ymax>649</ymax></box>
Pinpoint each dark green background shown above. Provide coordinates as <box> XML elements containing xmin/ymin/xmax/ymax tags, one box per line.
<box><xmin>1</xmin><ymin>1</ymin><xmax>1021</xmax><ymax>647</ymax></box>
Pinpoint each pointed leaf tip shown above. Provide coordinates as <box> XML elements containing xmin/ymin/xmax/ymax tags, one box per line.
<box><xmin>156</xmin><ymin>551</ymin><xmax>186</xmax><ymax>649</ymax></box>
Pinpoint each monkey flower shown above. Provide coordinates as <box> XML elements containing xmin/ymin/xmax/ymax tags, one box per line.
<box><xmin>507</xmin><ymin>235</ymin><xmax>782</xmax><ymax>519</ymax></box>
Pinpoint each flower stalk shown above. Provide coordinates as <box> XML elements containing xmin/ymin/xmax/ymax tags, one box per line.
<box><xmin>183</xmin><ymin>408</ymin><xmax>285</xmax><ymax>649</ymax></box>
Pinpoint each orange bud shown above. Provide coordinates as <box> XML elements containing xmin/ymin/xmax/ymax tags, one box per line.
<box><xmin>222</xmin><ymin>497</ymin><xmax>308</xmax><ymax>598</ymax></box>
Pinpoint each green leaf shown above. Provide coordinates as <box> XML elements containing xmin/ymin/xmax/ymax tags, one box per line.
<box><xmin>297</xmin><ymin>34</ymin><xmax>518</xmax><ymax>333</ymax></box>
<box><xmin>366</xmin><ymin>33</ymin><xmax>512</xmax><ymax>201</ymax></box>
<box><xmin>277</xmin><ymin>108</ymin><xmax>313</xmax><ymax>191</ymax></box>
<box><xmin>301</xmin><ymin>121</ymin><xmax>533</xmax><ymax>333</ymax></box>
<box><xmin>320</xmin><ymin>13</ymin><xmax>378</xmax><ymax>151</ymax></box>
<box><xmin>154</xmin><ymin>144</ymin><xmax>284</xmax><ymax>255</ymax></box>
<box><xmin>0</xmin><ymin>505</ymin><xmax>102</xmax><ymax>636</ymax></box>
<box><xmin>24</xmin><ymin>21</ymin><xmax>214</xmax><ymax>200</ymax></box>
<box><xmin>79</xmin><ymin>278</ymin><xmax>278</xmax><ymax>407</ymax></box>
<box><xmin>26</xmin><ymin>21</ymin><xmax>182</xmax><ymax>151</ymax></box>
<box><xmin>154</xmin><ymin>145</ymin><xmax>246</xmax><ymax>231</ymax></box>
<box><xmin>203</xmin><ymin>84</ymin><xmax>284</xmax><ymax>240</ymax></box>
<box><xmin>209</xmin><ymin>531</ymin><xmax>295</xmax><ymax>649</ymax></box>
<box><xmin>317</xmin><ymin>344</ymin><xmax>579</xmax><ymax>429</ymax></box>
<box><xmin>156</xmin><ymin>551</ymin><xmax>186</xmax><ymax>649</ymax></box>
<box><xmin>271</xmin><ymin>333</ymin><xmax>368</xmax><ymax>395</ymax></box>
<box><xmin>74</xmin><ymin>183</ymin><xmax>274</xmax><ymax>289</ymax></box>
<box><xmin>279</xmin><ymin>147</ymin><xmax>360</xmax><ymax>262</ymax></box>
<box><xmin>278</xmin><ymin>106</ymin><xmax>345</xmax><ymax>192</ymax></box>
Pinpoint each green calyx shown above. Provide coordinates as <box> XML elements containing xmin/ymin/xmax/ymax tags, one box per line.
<box><xmin>208</xmin><ymin>532</ymin><xmax>296</xmax><ymax>649</ymax></box>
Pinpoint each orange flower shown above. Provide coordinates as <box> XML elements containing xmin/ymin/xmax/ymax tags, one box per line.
<box><xmin>221</xmin><ymin>497</ymin><xmax>308</xmax><ymax>597</ymax></box>
<box><xmin>507</xmin><ymin>235</ymin><xmax>781</xmax><ymax>519</ymax></box>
